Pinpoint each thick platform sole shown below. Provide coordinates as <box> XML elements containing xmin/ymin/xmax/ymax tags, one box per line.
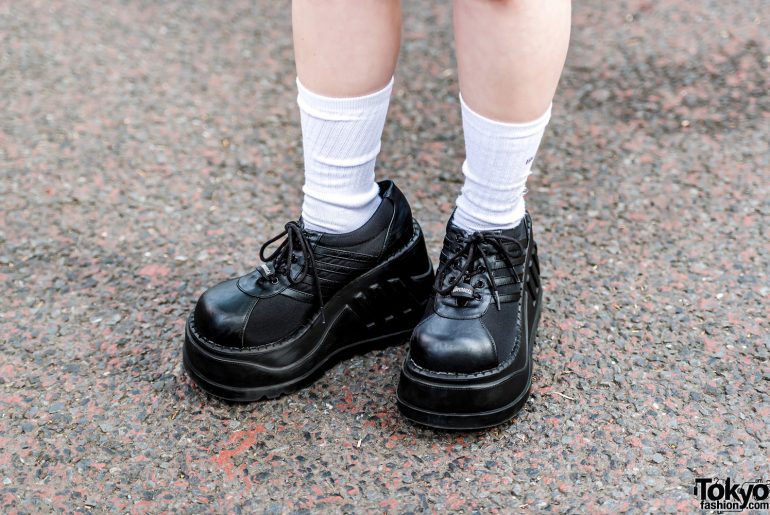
<box><xmin>396</xmin><ymin>377</ymin><xmax>533</xmax><ymax>431</ymax></box>
<box><xmin>184</xmin><ymin>220</ymin><xmax>434</xmax><ymax>402</ymax></box>
<box><xmin>396</xmin><ymin>242</ymin><xmax>543</xmax><ymax>431</ymax></box>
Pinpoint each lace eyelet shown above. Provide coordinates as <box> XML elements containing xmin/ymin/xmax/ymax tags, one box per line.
<box><xmin>475</xmin><ymin>281</ymin><xmax>484</xmax><ymax>288</ymax></box>
<box><xmin>270</xmin><ymin>277</ymin><xmax>278</xmax><ymax>284</ymax></box>
<box><xmin>473</xmin><ymin>293</ymin><xmax>481</xmax><ymax>300</ymax></box>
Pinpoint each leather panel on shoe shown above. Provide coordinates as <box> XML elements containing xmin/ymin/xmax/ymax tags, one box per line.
<box><xmin>409</xmin><ymin>316</ymin><xmax>498</xmax><ymax>374</ymax></box>
<box><xmin>194</xmin><ymin>278</ymin><xmax>257</xmax><ymax>348</ymax></box>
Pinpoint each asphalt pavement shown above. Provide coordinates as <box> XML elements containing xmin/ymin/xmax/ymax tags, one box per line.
<box><xmin>1</xmin><ymin>0</ymin><xmax>768</xmax><ymax>511</ymax></box>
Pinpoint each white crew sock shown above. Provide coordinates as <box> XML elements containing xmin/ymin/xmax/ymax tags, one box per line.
<box><xmin>453</xmin><ymin>94</ymin><xmax>552</xmax><ymax>232</ymax></box>
<box><xmin>297</xmin><ymin>77</ymin><xmax>393</xmax><ymax>234</ymax></box>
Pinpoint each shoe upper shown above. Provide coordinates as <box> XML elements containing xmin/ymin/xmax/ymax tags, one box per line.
<box><xmin>409</xmin><ymin>214</ymin><xmax>532</xmax><ymax>374</ymax></box>
<box><xmin>193</xmin><ymin>180</ymin><xmax>414</xmax><ymax>348</ymax></box>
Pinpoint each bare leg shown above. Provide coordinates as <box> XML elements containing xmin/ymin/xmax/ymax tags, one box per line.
<box><xmin>291</xmin><ymin>1</ymin><xmax>403</xmax><ymax>233</ymax></box>
<box><xmin>454</xmin><ymin>0</ymin><xmax>571</xmax><ymax>122</ymax></box>
<box><xmin>292</xmin><ymin>0</ymin><xmax>402</xmax><ymax>97</ymax></box>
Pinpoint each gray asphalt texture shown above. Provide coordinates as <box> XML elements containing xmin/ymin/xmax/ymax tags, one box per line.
<box><xmin>1</xmin><ymin>0</ymin><xmax>769</xmax><ymax>512</ymax></box>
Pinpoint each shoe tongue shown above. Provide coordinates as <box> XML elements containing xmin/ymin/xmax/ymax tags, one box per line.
<box><xmin>442</xmin><ymin>216</ymin><xmax>528</xmax><ymax>273</ymax></box>
<box><xmin>446</xmin><ymin>215</ymin><xmax>527</xmax><ymax>241</ymax></box>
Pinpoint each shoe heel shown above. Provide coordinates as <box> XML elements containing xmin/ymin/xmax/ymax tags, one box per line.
<box><xmin>526</xmin><ymin>241</ymin><xmax>542</xmax><ymax>345</ymax></box>
<box><xmin>347</xmin><ymin>220</ymin><xmax>434</xmax><ymax>338</ymax></box>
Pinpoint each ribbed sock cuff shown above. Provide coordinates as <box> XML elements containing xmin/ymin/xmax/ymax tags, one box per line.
<box><xmin>296</xmin><ymin>77</ymin><xmax>394</xmax><ymax>120</ymax></box>
<box><xmin>459</xmin><ymin>93</ymin><xmax>551</xmax><ymax>138</ymax></box>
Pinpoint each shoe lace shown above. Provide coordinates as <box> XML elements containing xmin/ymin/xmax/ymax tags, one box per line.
<box><xmin>434</xmin><ymin>231</ymin><xmax>525</xmax><ymax>311</ymax></box>
<box><xmin>258</xmin><ymin>221</ymin><xmax>326</xmax><ymax>323</ymax></box>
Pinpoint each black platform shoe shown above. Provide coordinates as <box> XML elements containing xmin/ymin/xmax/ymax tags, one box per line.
<box><xmin>184</xmin><ymin>180</ymin><xmax>434</xmax><ymax>401</ymax></box>
<box><xmin>397</xmin><ymin>213</ymin><xmax>542</xmax><ymax>430</ymax></box>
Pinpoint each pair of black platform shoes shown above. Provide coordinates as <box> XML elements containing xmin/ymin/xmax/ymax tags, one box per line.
<box><xmin>183</xmin><ymin>181</ymin><xmax>542</xmax><ymax>430</ymax></box>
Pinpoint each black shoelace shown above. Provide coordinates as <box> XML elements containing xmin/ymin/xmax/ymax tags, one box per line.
<box><xmin>258</xmin><ymin>221</ymin><xmax>326</xmax><ymax>323</ymax></box>
<box><xmin>434</xmin><ymin>231</ymin><xmax>525</xmax><ymax>311</ymax></box>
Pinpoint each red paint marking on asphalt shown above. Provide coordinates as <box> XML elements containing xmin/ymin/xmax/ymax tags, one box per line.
<box><xmin>211</xmin><ymin>424</ymin><xmax>266</xmax><ymax>479</ymax></box>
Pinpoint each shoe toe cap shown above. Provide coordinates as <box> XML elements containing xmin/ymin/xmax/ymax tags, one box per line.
<box><xmin>193</xmin><ymin>279</ymin><xmax>255</xmax><ymax>348</ymax></box>
<box><xmin>409</xmin><ymin>315</ymin><xmax>498</xmax><ymax>374</ymax></box>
